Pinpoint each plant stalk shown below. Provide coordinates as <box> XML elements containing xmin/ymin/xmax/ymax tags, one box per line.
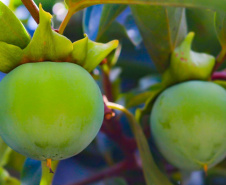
<box><xmin>40</xmin><ymin>160</ymin><xmax>59</xmax><ymax>185</ymax></box>
<box><xmin>21</xmin><ymin>0</ymin><xmax>39</xmax><ymax>24</ymax></box>
<box><xmin>213</xmin><ymin>47</ymin><xmax>226</xmax><ymax>71</ymax></box>
<box><xmin>58</xmin><ymin>10</ymin><xmax>73</xmax><ymax>35</ymax></box>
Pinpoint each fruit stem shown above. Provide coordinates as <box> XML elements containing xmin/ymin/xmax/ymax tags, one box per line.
<box><xmin>213</xmin><ymin>47</ymin><xmax>226</xmax><ymax>71</ymax></box>
<box><xmin>203</xmin><ymin>164</ymin><xmax>208</xmax><ymax>176</ymax></box>
<box><xmin>58</xmin><ymin>10</ymin><xmax>73</xmax><ymax>35</ymax></box>
<box><xmin>40</xmin><ymin>160</ymin><xmax>59</xmax><ymax>185</ymax></box>
<box><xmin>21</xmin><ymin>0</ymin><xmax>39</xmax><ymax>24</ymax></box>
<box><xmin>106</xmin><ymin>102</ymin><xmax>172</xmax><ymax>185</ymax></box>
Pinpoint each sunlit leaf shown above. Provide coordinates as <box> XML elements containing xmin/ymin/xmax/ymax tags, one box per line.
<box><xmin>130</xmin><ymin>6</ymin><xmax>187</xmax><ymax>72</ymax></box>
<box><xmin>0</xmin><ymin>1</ymin><xmax>30</xmax><ymax>49</ymax></box>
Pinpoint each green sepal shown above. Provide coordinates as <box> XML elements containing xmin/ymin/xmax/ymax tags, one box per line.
<box><xmin>106</xmin><ymin>43</ymin><xmax>122</xmax><ymax>67</ymax></box>
<box><xmin>0</xmin><ymin>1</ymin><xmax>30</xmax><ymax>49</ymax></box>
<box><xmin>0</xmin><ymin>42</ymin><xmax>23</xmax><ymax>73</ymax></box>
<box><xmin>71</xmin><ymin>34</ymin><xmax>119</xmax><ymax>72</ymax></box>
<box><xmin>23</xmin><ymin>4</ymin><xmax>73</xmax><ymax>63</ymax></box>
<box><xmin>163</xmin><ymin>32</ymin><xmax>215</xmax><ymax>86</ymax></box>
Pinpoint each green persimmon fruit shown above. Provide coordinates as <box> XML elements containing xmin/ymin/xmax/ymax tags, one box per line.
<box><xmin>0</xmin><ymin>62</ymin><xmax>104</xmax><ymax>161</ymax></box>
<box><xmin>151</xmin><ymin>81</ymin><xmax>226</xmax><ymax>170</ymax></box>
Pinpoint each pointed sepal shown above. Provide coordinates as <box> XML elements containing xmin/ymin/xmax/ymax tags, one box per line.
<box><xmin>72</xmin><ymin>34</ymin><xmax>119</xmax><ymax>72</ymax></box>
<box><xmin>163</xmin><ymin>32</ymin><xmax>215</xmax><ymax>86</ymax></box>
<box><xmin>23</xmin><ymin>4</ymin><xmax>73</xmax><ymax>63</ymax></box>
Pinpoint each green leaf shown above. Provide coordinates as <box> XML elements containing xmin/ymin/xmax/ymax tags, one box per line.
<box><xmin>104</xmin><ymin>177</ymin><xmax>127</xmax><ymax>185</ymax></box>
<box><xmin>114</xmin><ymin>105</ymin><xmax>172</xmax><ymax>185</ymax></box>
<box><xmin>0</xmin><ymin>42</ymin><xmax>23</xmax><ymax>73</ymax></box>
<box><xmin>71</xmin><ymin>34</ymin><xmax>119</xmax><ymax>72</ymax></box>
<box><xmin>0</xmin><ymin>1</ymin><xmax>30</xmax><ymax>49</ymax></box>
<box><xmin>65</xmin><ymin>0</ymin><xmax>226</xmax><ymax>15</ymax></box>
<box><xmin>130</xmin><ymin>6</ymin><xmax>187</xmax><ymax>72</ymax></box>
<box><xmin>126</xmin><ymin>83</ymin><xmax>162</xmax><ymax>108</ymax></box>
<box><xmin>23</xmin><ymin>4</ymin><xmax>73</xmax><ymax>63</ymax></box>
<box><xmin>132</xmin><ymin>123</ymin><xmax>172</xmax><ymax>185</ymax></box>
<box><xmin>96</xmin><ymin>5</ymin><xmax>127</xmax><ymax>41</ymax></box>
<box><xmin>162</xmin><ymin>32</ymin><xmax>215</xmax><ymax>86</ymax></box>
<box><xmin>187</xmin><ymin>9</ymin><xmax>221</xmax><ymax>56</ymax></box>
<box><xmin>0</xmin><ymin>167</ymin><xmax>20</xmax><ymax>185</ymax></box>
<box><xmin>135</xmin><ymin>84</ymin><xmax>164</xmax><ymax>122</ymax></box>
<box><xmin>5</xmin><ymin>151</ymin><xmax>26</xmax><ymax>172</ymax></box>
<box><xmin>215</xmin><ymin>12</ymin><xmax>226</xmax><ymax>48</ymax></box>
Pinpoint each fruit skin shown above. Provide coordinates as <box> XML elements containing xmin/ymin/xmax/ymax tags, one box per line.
<box><xmin>150</xmin><ymin>81</ymin><xmax>226</xmax><ymax>170</ymax></box>
<box><xmin>0</xmin><ymin>62</ymin><xmax>104</xmax><ymax>161</ymax></box>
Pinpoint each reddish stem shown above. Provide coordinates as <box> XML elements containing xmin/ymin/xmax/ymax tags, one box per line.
<box><xmin>69</xmin><ymin>159</ymin><xmax>138</xmax><ymax>185</ymax></box>
<box><xmin>102</xmin><ymin>97</ymin><xmax>137</xmax><ymax>155</ymax></box>
<box><xmin>102</xmin><ymin>67</ymin><xmax>114</xmax><ymax>102</ymax></box>
<box><xmin>212</xmin><ymin>71</ymin><xmax>226</xmax><ymax>80</ymax></box>
<box><xmin>213</xmin><ymin>49</ymin><xmax>226</xmax><ymax>72</ymax></box>
<box><xmin>21</xmin><ymin>0</ymin><xmax>39</xmax><ymax>24</ymax></box>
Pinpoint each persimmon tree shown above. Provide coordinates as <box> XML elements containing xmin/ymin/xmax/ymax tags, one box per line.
<box><xmin>0</xmin><ymin>0</ymin><xmax>225</xmax><ymax>185</ymax></box>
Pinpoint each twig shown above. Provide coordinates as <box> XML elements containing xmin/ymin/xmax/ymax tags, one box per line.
<box><xmin>58</xmin><ymin>10</ymin><xmax>73</xmax><ymax>34</ymax></box>
<box><xmin>103</xmin><ymin>95</ymin><xmax>115</xmax><ymax>120</ymax></box>
<box><xmin>21</xmin><ymin>0</ymin><xmax>39</xmax><ymax>24</ymax></box>
<box><xmin>101</xmin><ymin>69</ymin><xmax>137</xmax><ymax>157</ymax></box>
<box><xmin>212</xmin><ymin>70</ymin><xmax>226</xmax><ymax>80</ymax></box>
<box><xmin>213</xmin><ymin>48</ymin><xmax>226</xmax><ymax>72</ymax></box>
<box><xmin>68</xmin><ymin>159</ymin><xmax>138</xmax><ymax>185</ymax></box>
<box><xmin>102</xmin><ymin>65</ymin><xmax>114</xmax><ymax>102</ymax></box>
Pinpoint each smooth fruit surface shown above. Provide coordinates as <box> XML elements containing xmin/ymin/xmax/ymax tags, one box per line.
<box><xmin>151</xmin><ymin>81</ymin><xmax>226</xmax><ymax>170</ymax></box>
<box><xmin>0</xmin><ymin>62</ymin><xmax>104</xmax><ymax>161</ymax></box>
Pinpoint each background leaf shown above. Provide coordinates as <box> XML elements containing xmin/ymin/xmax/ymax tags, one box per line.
<box><xmin>130</xmin><ymin>6</ymin><xmax>187</xmax><ymax>72</ymax></box>
<box><xmin>187</xmin><ymin>9</ymin><xmax>221</xmax><ymax>56</ymax></box>
<box><xmin>65</xmin><ymin>0</ymin><xmax>226</xmax><ymax>15</ymax></box>
<box><xmin>83</xmin><ymin>5</ymin><xmax>103</xmax><ymax>40</ymax></box>
<box><xmin>21</xmin><ymin>158</ymin><xmax>41</xmax><ymax>185</ymax></box>
<box><xmin>96</xmin><ymin>5</ymin><xmax>127</xmax><ymax>41</ymax></box>
<box><xmin>0</xmin><ymin>1</ymin><xmax>30</xmax><ymax>49</ymax></box>
<box><xmin>215</xmin><ymin>12</ymin><xmax>226</xmax><ymax>48</ymax></box>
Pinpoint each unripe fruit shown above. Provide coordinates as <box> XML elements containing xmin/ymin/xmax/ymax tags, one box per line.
<box><xmin>151</xmin><ymin>81</ymin><xmax>226</xmax><ymax>170</ymax></box>
<box><xmin>0</xmin><ymin>62</ymin><xmax>104</xmax><ymax>161</ymax></box>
